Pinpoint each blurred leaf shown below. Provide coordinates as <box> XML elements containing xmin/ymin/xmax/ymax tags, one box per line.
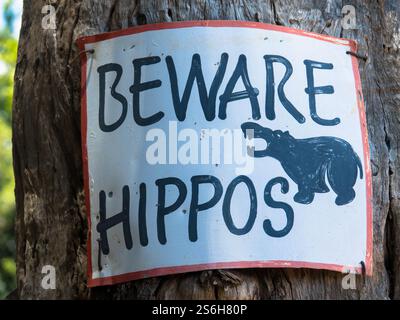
<box><xmin>3</xmin><ymin>0</ymin><xmax>15</xmax><ymax>33</ymax></box>
<box><xmin>1</xmin><ymin>258</ymin><xmax>16</xmax><ymax>276</ymax></box>
<box><xmin>0</xmin><ymin>0</ymin><xmax>17</xmax><ymax>299</ymax></box>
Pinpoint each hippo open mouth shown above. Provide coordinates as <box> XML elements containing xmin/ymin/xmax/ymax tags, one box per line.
<box><xmin>241</xmin><ymin>122</ymin><xmax>275</xmax><ymax>158</ymax></box>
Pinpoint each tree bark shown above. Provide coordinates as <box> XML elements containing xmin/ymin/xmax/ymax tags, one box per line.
<box><xmin>12</xmin><ymin>0</ymin><xmax>400</xmax><ymax>299</ymax></box>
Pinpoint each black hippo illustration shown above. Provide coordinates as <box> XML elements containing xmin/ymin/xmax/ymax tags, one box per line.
<box><xmin>241</xmin><ymin>122</ymin><xmax>363</xmax><ymax>206</ymax></box>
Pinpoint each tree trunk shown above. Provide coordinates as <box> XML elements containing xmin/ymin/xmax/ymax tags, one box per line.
<box><xmin>12</xmin><ymin>0</ymin><xmax>400</xmax><ymax>299</ymax></box>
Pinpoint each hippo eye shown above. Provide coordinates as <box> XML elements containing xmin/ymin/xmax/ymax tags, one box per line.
<box><xmin>274</xmin><ymin>130</ymin><xmax>284</xmax><ymax>138</ymax></box>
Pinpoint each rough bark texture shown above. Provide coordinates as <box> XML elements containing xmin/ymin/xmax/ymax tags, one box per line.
<box><xmin>12</xmin><ymin>0</ymin><xmax>400</xmax><ymax>299</ymax></box>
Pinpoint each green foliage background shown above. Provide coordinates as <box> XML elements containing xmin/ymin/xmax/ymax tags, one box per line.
<box><xmin>0</xmin><ymin>0</ymin><xmax>17</xmax><ymax>298</ymax></box>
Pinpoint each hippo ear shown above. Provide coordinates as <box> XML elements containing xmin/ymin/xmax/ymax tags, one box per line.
<box><xmin>274</xmin><ymin>130</ymin><xmax>283</xmax><ymax>138</ymax></box>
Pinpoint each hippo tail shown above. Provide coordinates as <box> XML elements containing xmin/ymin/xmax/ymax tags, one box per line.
<box><xmin>355</xmin><ymin>153</ymin><xmax>363</xmax><ymax>179</ymax></box>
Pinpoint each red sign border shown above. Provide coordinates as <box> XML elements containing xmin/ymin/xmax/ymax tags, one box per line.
<box><xmin>77</xmin><ymin>20</ymin><xmax>373</xmax><ymax>288</ymax></box>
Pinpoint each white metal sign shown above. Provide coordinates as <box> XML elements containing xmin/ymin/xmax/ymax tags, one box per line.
<box><xmin>78</xmin><ymin>21</ymin><xmax>372</xmax><ymax>287</ymax></box>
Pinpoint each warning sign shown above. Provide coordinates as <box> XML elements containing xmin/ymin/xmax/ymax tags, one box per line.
<box><xmin>77</xmin><ymin>21</ymin><xmax>372</xmax><ymax>287</ymax></box>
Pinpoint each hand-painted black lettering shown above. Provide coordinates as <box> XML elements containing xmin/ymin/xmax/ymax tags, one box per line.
<box><xmin>264</xmin><ymin>55</ymin><xmax>305</xmax><ymax>123</ymax></box>
<box><xmin>189</xmin><ymin>175</ymin><xmax>223</xmax><ymax>242</ymax></box>
<box><xmin>223</xmin><ymin>175</ymin><xmax>257</xmax><ymax>235</ymax></box>
<box><xmin>138</xmin><ymin>183</ymin><xmax>148</xmax><ymax>247</ymax></box>
<box><xmin>98</xmin><ymin>63</ymin><xmax>128</xmax><ymax>132</ymax></box>
<box><xmin>96</xmin><ymin>186</ymin><xmax>132</xmax><ymax>254</ymax></box>
<box><xmin>219</xmin><ymin>54</ymin><xmax>261</xmax><ymax>120</ymax></box>
<box><xmin>304</xmin><ymin>59</ymin><xmax>339</xmax><ymax>126</ymax></box>
<box><xmin>130</xmin><ymin>56</ymin><xmax>164</xmax><ymax>126</ymax></box>
<box><xmin>166</xmin><ymin>53</ymin><xmax>228</xmax><ymax>121</ymax></box>
<box><xmin>156</xmin><ymin>177</ymin><xmax>187</xmax><ymax>244</ymax></box>
<box><xmin>263</xmin><ymin>177</ymin><xmax>294</xmax><ymax>237</ymax></box>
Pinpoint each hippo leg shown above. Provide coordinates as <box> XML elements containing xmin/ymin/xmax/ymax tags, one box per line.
<box><xmin>335</xmin><ymin>189</ymin><xmax>356</xmax><ymax>206</ymax></box>
<box><xmin>327</xmin><ymin>156</ymin><xmax>358</xmax><ymax>206</ymax></box>
<box><xmin>294</xmin><ymin>185</ymin><xmax>315</xmax><ymax>204</ymax></box>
